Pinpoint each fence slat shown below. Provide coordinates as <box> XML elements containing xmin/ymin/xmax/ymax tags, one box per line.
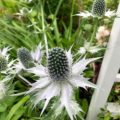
<box><xmin>86</xmin><ymin>4</ymin><xmax>120</xmax><ymax>120</ymax></box>
<box><xmin>116</xmin><ymin>74</ymin><xmax>120</xmax><ymax>82</ymax></box>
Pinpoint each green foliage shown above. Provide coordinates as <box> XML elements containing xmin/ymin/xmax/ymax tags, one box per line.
<box><xmin>97</xmin><ymin>108</ymin><xmax>120</xmax><ymax>120</ymax></box>
<box><xmin>0</xmin><ymin>0</ymin><xmax>118</xmax><ymax>119</ymax></box>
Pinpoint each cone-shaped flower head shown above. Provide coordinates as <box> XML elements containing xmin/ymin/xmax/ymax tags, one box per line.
<box><xmin>92</xmin><ymin>0</ymin><xmax>106</xmax><ymax>16</ymax></box>
<box><xmin>0</xmin><ymin>56</ymin><xmax>7</xmax><ymax>72</ymax></box>
<box><xmin>48</xmin><ymin>48</ymin><xmax>70</xmax><ymax>81</ymax></box>
<box><xmin>23</xmin><ymin>47</ymin><xmax>100</xmax><ymax>120</ymax></box>
<box><xmin>17</xmin><ymin>47</ymin><xmax>34</xmax><ymax>68</ymax></box>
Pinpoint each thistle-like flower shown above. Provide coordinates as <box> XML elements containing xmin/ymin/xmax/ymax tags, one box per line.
<box><xmin>0</xmin><ymin>47</ymin><xmax>14</xmax><ymax>74</ymax></box>
<box><xmin>92</xmin><ymin>0</ymin><xmax>106</xmax><ymax>16</ymax></box>
<box><xmin>15</xmin><ymin>44</ymin><xmax>42</xmax><ymax>73</ymax></box>
<box><xmin>17</xmin><ymin>47</ymin><xmax>34</xmax><ymax>69</ymax></box>
<box><xmin>26</xmin><ymin>47</ymin><xmax>99</xmax><ymax>120</ymax></box>
<box><xmin>75</xmin><ymin>0</ymin><xmax>115</xmax><ymax>18</ymax></box>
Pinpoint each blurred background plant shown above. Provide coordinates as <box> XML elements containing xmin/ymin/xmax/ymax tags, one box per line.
<box><xmin>0</xmin><ymin>0</ymin><xmax>119</xmax><ymax>119</ymax></box>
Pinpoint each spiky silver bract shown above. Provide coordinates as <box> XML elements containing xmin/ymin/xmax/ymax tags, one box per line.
<box><xmin>17</xmin><ymin>47</ymin><xmax>34</xmax><ymax>68</ymax></box>
<box><xmin>92</xmin><ymin>0</ymin><xmax>106</xmax><ymax>16</ymax></box>
<box><xmin>48</xmin><ymin>48</ymin><xmax>69</xmax><ymax>81</ymax></box>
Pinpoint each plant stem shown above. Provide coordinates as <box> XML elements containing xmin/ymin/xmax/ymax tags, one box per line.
<box><xmin>89</xmin><ymin>18</ymin><xmax>98</xmax><ymax>45</ymax></box>
<box><xmin>54</xmin><ymin>0</ymin><xmax>64</xmax><ymax>17</ymax></box>
<box><xmin>41</xmin><ymin>2</ymin><xmax>48</xmax><ymax>58</ymax></box>
<box><xmin>68</xmin><ymin>0</ymin><xmax>75</xmax><ymax>40</ymax></box>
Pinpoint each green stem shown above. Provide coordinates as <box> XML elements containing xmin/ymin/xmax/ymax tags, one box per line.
<box><xmin>68</xmin><ymin>0</ymin><xmax>75</xmax><ymax>40</ymax></box>
<box><xmin>54</xmin><ymin>0</ymin><xmax>64</xmax><ymax>17</ymax></box>
<box><xmin>6</xmin><ymin>96</ymin><xmax>29</xmax><ymax>120</ymax></box>
<box><xmin>41</xmin><ymin>2</ymin><xmax>48</xmax><ymax>58</ymax></box>
<box><xmin>89</xmin><ymin>18</ymin><xmax>98</xmax><ymax>45</ymax></box>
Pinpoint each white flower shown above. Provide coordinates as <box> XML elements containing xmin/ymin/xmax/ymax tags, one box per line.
<box><xmin>75</xmin><ymin>9</ymin><xmax>116</xmax><ymax>18</ymax></box>
<box><xmin>26</xmin><ymin>47</ymin><xmax>99</xmax><ymax>120</ymax></box>
<box><xmin>15</xmin><ymin>43</ymin><xmax>42</xmax><ymax>73</ymax></box>
<box><xmin>79</xmin><ymin>42</ymin><xmax>103</xmax><ymax>54</ymax></box>
<box><xmin>96</xmin><ymin>26</ymin><xmax>110</xmax><ymax>40</ymax></box>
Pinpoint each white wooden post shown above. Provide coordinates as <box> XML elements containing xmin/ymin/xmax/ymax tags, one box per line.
<box><xmin>116</xmin><ymin>74</ymin><xmax>120</xmax><ymax>82</ymax></box>
<box><xmin>86</xmin><ymin>4</ymin><xmax>120</xmax><ymax>120</ymax></box>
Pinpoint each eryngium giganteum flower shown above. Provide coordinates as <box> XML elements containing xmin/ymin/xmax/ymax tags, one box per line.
<box><xmin>0</xmin><ymin>47</ymin><xmax>14</xmax><ymax>74</ymax></box>
<box><xmin>25</xmin><ymin>47</ymin><xmax>99</xmax><ymax>120</ymax></box>
<box><xmin>92</xmin><ymin>0</ymin><xmax>106</xmax><ymax>16</ymax></box>
<box><xmin>15</xmin><ymin>44</ymin><xmax>42</xmax><ymax>73</ymax></box>
<box><xmin>17</xmin><ymin>47</ymin><xmax>34</xmax><ymax>69</ymax></box>
<box><xmin>75</xmin><ymin>0</ymin><xmax>115</xmax><ymax>18</ymax></box>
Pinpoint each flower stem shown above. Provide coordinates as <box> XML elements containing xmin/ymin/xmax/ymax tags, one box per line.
<box><xmin>68</xmin><ymin>0</ymin><xmax>75</xmax><ymax>40</ymax></box>
<box><xmin>89</xmin><ymin>18</ymin><xmax>98</xmax><ymax>45</ymax></box>
<box><xmin>41</xmin><ymin>3</ymin><xmax>48</xmax><ymax>58</ymax></box>
<box><xmin>18</xmin><ymin>74</ymin><xmax>32</xmax><ymax>86</ymax></box>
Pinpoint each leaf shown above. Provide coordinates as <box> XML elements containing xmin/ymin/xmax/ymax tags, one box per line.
<box><xmin>12</xmin><ymin>107</ymin><xmax>27</xmax><ymax>120</ymax></box>
<box><xmin>6</xmin><ymin>96</ymin><xmax>29</xmax><ymax>120</ymax></box>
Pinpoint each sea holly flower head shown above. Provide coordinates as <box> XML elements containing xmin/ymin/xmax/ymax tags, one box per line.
<box><xmin>17</xmin><ymin>47</ymin><xmax>34</xmax><ymax>69</ymax></box>
<box><xmin>25</xmin><ymin>47</ymin><xmax>99</xmax><ymax>120</ymax></box>
<box><xmin>0</xmin><ymin>47</ymin><xmax>15</xmax><ymax>74</ymax></box>
<box><xmin>48</xmin><ymin>48</ymin><xmax>70</xmax><ymax>81</ymax></box>
<box><xmin>15</xmin><ymin>43</ymin><xmax>42</xmax><ymax>73</ymax></box>
<box><xmin>75</xmin><ymin>0</ymin><xmax>115</xmax><ymax>18</ymax></box>
<box><xmin>92</xmin><ymin>0</ymin><xmax>106</xmax><ymax>17</ymax></box>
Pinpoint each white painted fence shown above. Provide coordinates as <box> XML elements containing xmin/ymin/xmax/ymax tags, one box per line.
<box><xmin>86</xmin><ymin>4</ymin><xmax>120</xmax><ymax>120</ymax></box>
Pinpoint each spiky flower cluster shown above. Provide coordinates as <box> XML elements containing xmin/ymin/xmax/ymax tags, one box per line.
<box><xmin>17</xmin><ymin>47</ymin><xmax>34</xmax><ymax>68</ymax></box>
<box><xmin>48</xmin><ymin>48</ymin><xmax>70</xmax><ymax>81</ymax></box>
<box><xmin>0</xmin><ymin>56</ymin><xmax>7</xmax><ymax>72</ymax></box>
<box><xmin>92</xmin><ymin>0</ymin><xmax>106</xmax><ymax>16</ymax></box>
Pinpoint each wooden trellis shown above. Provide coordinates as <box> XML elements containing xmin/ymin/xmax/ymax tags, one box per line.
<box><xmin>86</xmin><ymin>4</ymin><xmax>120</xmax><ymax>120</ymax></box>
